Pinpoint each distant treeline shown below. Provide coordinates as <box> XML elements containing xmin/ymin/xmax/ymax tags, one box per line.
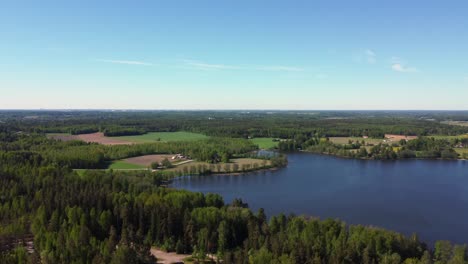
<box><xmin>69</xmin><ymin>127</ymin><xmax>99</xmax><ymax>135</ymax></box>
<box><xmin>66</xmin><ymin>126</ymin><xmax>147</xmax><ymax>137</ymax></box>
<box><xmin>102</xmin><ymin>127</ymin><xmax>146</xmax><ymax>137</ymax></box>
<box><xmin>3</xmin><ymin>111</ymin><xmax>468</xmax><ymax>139</ymax></box>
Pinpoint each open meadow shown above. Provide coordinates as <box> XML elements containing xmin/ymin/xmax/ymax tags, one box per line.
<box><xmin>47</xmin><ymin>132</ymin><xmax>133</xmax><ymax>145</ymax></box>
<box><xmin>249</xmin><ymin>137</ymin><xmax>279</xmax><ymax>149</ymax></box>
<box><xmin>47</xmin><ymin>131</ymin><xmax>208</xmax><ymax>145</ymax></box>
<box><xmin>108</xmin><ymin>154</ymin><xmax>188</xmax><ymax>169</ymax></box>
<box><xmin>112</xmin><ymin>131</ymin><xmax>208</xmax><ymax>143</ymax></box>
<box><xmin>105</xmin><ymin>154</ymin><xmax>269</xmax><ymax>173</ymax></box>
<box><xmin>328</xmin><ymin>137</ymin><xmax>384</xmax><ymax>145</ymax></box>
<box><xmin>108</xmin><ymin>161</ymin><xmax>147</xmax><ymax>169</ymax></box>
<box><xmin>455</xmin><ymin>148</ymin><xmax>468</xmax><ymax>157</ymax></box>
<box><xmin>442</xmin><ymin>121</ymin><xmax>468</xmax><ymax>127</ymax></box>
<box><xmin>425</xmin><ymin>134</ymin><xmax>468</xmax><ymax>140</ymax></box>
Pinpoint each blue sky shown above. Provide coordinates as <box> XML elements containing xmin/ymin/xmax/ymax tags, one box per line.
<box><xmin>1</xmin><ymin>0</ymin><xmax>467</xmax><ymax>110</ymax></box>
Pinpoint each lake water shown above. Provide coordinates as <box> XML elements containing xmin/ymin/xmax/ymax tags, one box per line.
<box><xmin>171</xmin><ymin>153</ymin><xmax>468</xmax><ymax>245</ymax></box>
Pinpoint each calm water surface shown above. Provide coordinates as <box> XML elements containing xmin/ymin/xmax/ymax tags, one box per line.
<box><xmin>171</xmin><ymin>153</ymin><xmax>468</xmax><ymax>245</ymax></box>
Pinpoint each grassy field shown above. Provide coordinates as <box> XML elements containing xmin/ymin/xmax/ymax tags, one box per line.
<box><xmin>329</xmin><ymin>137</ymin><xmax>384</xmax><ymax>145</ymax></box>
<box><xmin>114</xmin><ymin>131</ymin><xmax>208</xmax><ymax>143</ymax></box>
<box><xmin>442</xmin><ymin>121</ymin><xmax>468</xmax><ymax>127</ymax></box>
<box><xmin>250</xmin><ymin>138</ymin><xmax>278</xmax><ymax>149</ymax></box>
<box><xmin>425</xmin><ymin>134</ymin><xmax>468</xmax><ymax>140</ymax></box>
<box><xmin>455</xmin><ymin>148</ymin><xmax>468</xmax><ymax>156</ymax></box>
<box><xmin>108</xmin><ymin>161</ymin><xmax>147</xmax><ymax>169</ymax></box>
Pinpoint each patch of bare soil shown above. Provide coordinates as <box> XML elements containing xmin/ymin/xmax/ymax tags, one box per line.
<box><xmin>75</xmin><ymin>132</ymin><xmax>133</xmax><ymax>145</ymax></box>
<box><xmin>384</xmin><ymin>134</ymin><xmax>418</xmax><ymax>142</ymax></box>
<box><xmin>50</xmin><ymin>132</ymin><xmax>133</xmax><ymax>145</ymax></box>
<box><xmin>124</xmin><ymin>154</ymin><xmax>186</xmax><ymax>166</ymax></box>
<box><xmin>150</xmin><ymin>248</ymin><xmax>190</xmax><ymax>264</ymax></box>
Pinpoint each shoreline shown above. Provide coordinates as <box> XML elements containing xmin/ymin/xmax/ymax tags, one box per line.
<box><xmin>167</xmin><ymin>166</ymin><xmax>281</xmax><ymax>181</ymax></box>
<box><xmin>300</xmin><ymin>149</ymin><xmax>468</xmax><ymax>161</ymax></box>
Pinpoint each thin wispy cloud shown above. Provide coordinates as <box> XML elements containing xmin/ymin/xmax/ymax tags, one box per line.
<box><xmin>390</xmin><ymin>57</ymin><xmax>419</xmax><ymax>73</ymax></box>
<box><xmin>96</xmin><ymin>59</ymin><xmax>153</xmax><ymax>66</ymax></box>
<box><xmin>183</xmin><ymin>59</ymin><xmax>305</xmax><ymax>72</ymax></box>
<box><xmin>183</xmin><ymin>60</ymin><xmax>240</xmax><ymax>70</ymax></box>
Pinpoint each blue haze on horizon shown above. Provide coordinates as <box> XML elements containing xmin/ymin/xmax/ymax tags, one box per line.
<box><xmin>1</xmin><ymin>1</ymin><xmax>467</xmax><ymax>110</ymax></box>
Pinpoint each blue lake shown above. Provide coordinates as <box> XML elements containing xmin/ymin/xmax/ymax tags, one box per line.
<box><xmin>171</xmin><ymin>153</ymin><xmax>468</xmax><ymax>245</ymax></box>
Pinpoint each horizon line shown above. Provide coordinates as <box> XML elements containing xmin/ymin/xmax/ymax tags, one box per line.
<box><xmin>1</xmin><ymin>109</ymin><xmax>468</xmax><ymax>112</ymax></box>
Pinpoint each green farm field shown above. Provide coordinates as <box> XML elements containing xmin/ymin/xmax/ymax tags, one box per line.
<box><xmin>424</xmin><ymin>134</ymin><xmax>468</xmax><ymax>140</ymax></box>
<box><xmin>455</xmin><ymin>148</ymin><xmax>468</xmax><ymax>156</ymax></box>
<box><xmin>114</xmin><ymin>131</ymin><xmax>209</xmax><ymax>143</ymax></box>
<box><xmin>250</xmin><ymin>138</ymin><xmax>278</xmax><ymax>149</ymax></box>
<box><xmin>108</xmin><ymin>161</ymin><xmax>147</xmax><ymax>169</ymax></box>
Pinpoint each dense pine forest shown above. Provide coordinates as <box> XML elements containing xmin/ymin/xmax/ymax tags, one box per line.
<box><xmin>1</xmin><ymin>111</ymin><xmax>468</xmax><ymax>263</ymax></box>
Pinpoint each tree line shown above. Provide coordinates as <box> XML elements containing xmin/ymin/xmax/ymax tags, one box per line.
<box><xmin>279</xmin><ymin>136</ymin><xmax>464</xmax><ymax>160</ymax></box>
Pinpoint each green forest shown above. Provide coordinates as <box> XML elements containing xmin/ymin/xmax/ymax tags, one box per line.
<box><xmin>1</xmin><ymin>110</ymin><xmax>468</xmax><ymax>263</ymax></box>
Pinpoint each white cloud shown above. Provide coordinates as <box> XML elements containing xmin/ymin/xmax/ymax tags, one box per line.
<box><xmin>96</xmin><ymin>59</ymin><xmax>153</xmax><ymax>66</ymax></box>
<box><xmin>390</xmin><ymin>57</ymin><xmax>419</xmax><ymax>73</ymax></box>
<box><xmin>392</xmin><ymin>63</ymin><xmax>414</xmax><ymax>72</ymax></box>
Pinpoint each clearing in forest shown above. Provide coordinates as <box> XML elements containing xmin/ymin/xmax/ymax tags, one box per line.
<box><xmin>250</xmin><ymin>137</ymin><xmax>279</xmax><ymax>149</ymax></box>
<box><xmin>48</xmin><ymin>131</ymin><xmax>208</xmax><ymax>145</ymax></box>
<box><xmin>108</xmin><ymin>161</ymin><xmax>147</xmax><ymax>170</ymax></box>
<box><xmin>427</xmin><ymin>134</ymin><xmax>468</xmax><ymax>140</ymax></box>
<box><xmin>328</xmin><ymin>137</ymin><xmax>384</xmax><ymax>145</ymax></box>
<box><xmin>150</xmin><ymin>248</ymin><xmax>190</xmax><ymax>264</ymax></box>
<box><xmin>384</xmin><ymin>134</ymin><xmax>418</xmax><ymax>142</ymax></box>
<box><xmin>455</xmin><ymin>148</ymin><xmax>468</xmax><ymax>156</ymax></box>
<box><xmin>112</xmin><ymin>131</ymin><xmax>209</xmax><ymax>143</ymax></box>
<box><xmin>48</xmin><ymin>132</ymin><xmax>132</xmax><ymax>145</ymax></box>
<box><xmin>122</xmin><ymin>154</ymin><xmax>187</xmax><ymax>167</ymax></box>
<box><xmin>108</xmin><ymin>154</ymin><xmax>188</xmax><ymax>169</ymax></box>
<box><xmin>441</xmin><ymin>121</ymin><xmax>468</xmax><ymax>127</ymax></box>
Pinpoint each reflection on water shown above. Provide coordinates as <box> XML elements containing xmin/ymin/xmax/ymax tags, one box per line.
<box><xmin>171</xmin><ymin>153</ymin><xmax>468</xmax><ymax>245</ymax></box>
